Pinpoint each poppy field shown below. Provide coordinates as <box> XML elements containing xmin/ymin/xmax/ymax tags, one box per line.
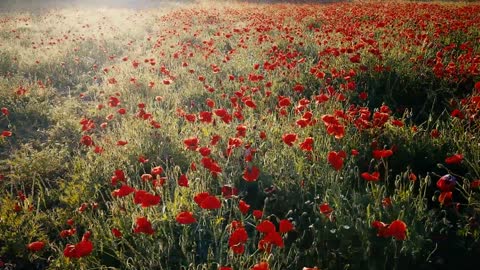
<box><xmin>1</xmin><ymin>0</ymin><xmax>480</xmax><ymax>269</ymax></box>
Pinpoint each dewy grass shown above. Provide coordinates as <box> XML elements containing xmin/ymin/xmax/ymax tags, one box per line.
<box><xmin>0</xmin><ymin>1</ymin><xmax>480</xmax><ymax>270</ymax></box>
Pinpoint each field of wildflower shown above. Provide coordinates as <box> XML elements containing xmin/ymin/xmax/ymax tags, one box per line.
<box><xmin>0</xmin><ymin>0</ymin><xmax>479</xmax><ymax>269</ymax></box>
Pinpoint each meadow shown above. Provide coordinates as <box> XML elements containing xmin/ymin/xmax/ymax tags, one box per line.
<box><xmin>0</xmin><ymin>1</ymin><xmax>479</xmax><ymax>269</ymax></box>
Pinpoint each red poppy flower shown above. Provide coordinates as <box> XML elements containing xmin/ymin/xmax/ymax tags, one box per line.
<box><xmin>371</xmin><ymin>220</ymin><xmax>389</xmax><ymax>237</ymax></box>
<box><xmin>279</xmin><ymin>219</ymin><xmax>294</xmax><ymax>234</ymax></box>
<box><xmin>80</xmin><ymin>135</ymin><xmax>94</xmax><ymax>147</ymax></box>
<box><xmin>1</xmin><ymin>107</ymin><xmax>9</xmax><ymax>116</ymax></box>
<box><xmin>210</xmin><ymin>134</ymin><xmax>222</xmax><ymax>146</ymax></box>
<box><xmin>63</xmin><ymin>232</ymin><xmax>93</xmax><ymax>258</ymax></box>
<box><xmin>176</xmin><ymin>174</ymin><xmax>188</xmax><ymax>187</ymax></box>
<box><xmin>293</xmin><ymin>83</ymin><xmax>305</xmax><ymax>92</ymax></box>
<box><xmin>430</xmin><ymin>129</ymin><xmax>440</xmax><ymax>138</ymax></box>
<box><xmin>243</xmin><ymin>166</ymin><xmax>260</xmax><ymax>182</ymax></box>
<box><xmin>133</xmin><ymin>217</ymin><xmax>154</xmax><ymax>235</ymax></box>
<box><xmin>151</xmin><ymin>166</ymin><xmax>163</xmax><ymax>176</ymax></box>
<box><xmin>201</xmin><ymin>157</ymin><xmax>222</xmax><ymax>174</ymax></box>
<box><xmin>176</xmin><ymin>211</ymin><xmax>197</xmax><ymax>224</ymax></box>
<box><xmin>299</xmin><ymin>137</ymin><xmax>314</xmax><ymax>151</ymax></box>
<box><xmin>251</xmin><ymin>261</ymin><xmax>270</xmax><ymax>270</ymax></box>
<box><xmin>388</xmin><ymin>220</ymin><xmax>407</xmax><ymax>240</ymax></box>
<box><xmin>438</xmin><ymin>191</ymin><xmax>453</xmax><ymax>205</ymax></box>
<box><xmin>327</xmin><ymin>151</ymin><xmax>344</xmax><ymax>171</ymax></box>
<box><xmin>133</xmin><ymin>190</ymin><xmax>161</xmax><ymax>207</ymax></box>
<box><xmin>253</xmin><ymin>210</ymin><xmax>263</xmax><ymax>219</ymax></box>
<box><xmin>184</xmin><ymin>137</ymin><xmax>199</xmax><ymax>151</ymax></box>
<box><xmin>471</xmin><ymin>180</ymin><xmax>480</xmax><ymax>189</ymax></box>
<box><xmin>199</xmin><ymin>111</ymin><xmax>213</xmax><ymax>123</ymax></box>
<box><xmin>1</xmin><ymin>131</ymin><xmax>12</xmax><ymax>137</ymax></box>
<box><xmin>27</xmin><ymin>241</ymin><xmax>45</xmax><ymax>252</ymax></box>
<box><xmin>262</xmin><ymin>231</ymin><xmax>284</xmax><ymax>248</ymax></box>
<box><xmin>111</xmin><ymin>228</ymin><xmax>122</xmax><ymax>238</ymax></box>
<box><xmin>278</xmin><ymin>96</ymin><xmax>291</xmax><ymax>107</ymax></box>
<box><xmin>445</xmin><ymin>154</ymin><xmax>463</xmax><ymax>164</ymax></box>
<box><xmin>229</xmin><ymin>227</ymin><xmax>248</xmax><ymax>254</ymax></box>
<box><xmin>183</xmin><ymin>113</ymin><xmax>196</xmax><ymax>123</ymax></box>
<box><xmin>238</xmin><ymin>200</ymin><xmax>250</xmax><ymax>215</ymax></box>
<box><xmin>194</xmin><ymin>192</ymin><xmax>210</xmax><ymax>206</ymax></box>
<box><xmin>256</xmin><ymin>220</ymin><xmax>276</xmax><ymax>234</ymax></box>
<box><xmin>282</xmin><ymin>133</ymin><xmax>297</xmax><ymax>146</ymax></box>
<box><xmin>372</xmin><ymin>149</ymin><xmax>393</xmax><ymax>159</ymax></box>
<box><xmin>198</xmin><ymin>147</ymin><xmax>211</xmax><ymax>157</ymax></box>
<box><xmin>221</xmin><ymin>185</ymin><xmax>239</xmax><ymax>198</ymax></box>
<box><xmin>200</xmin><ymin>195</ymin><xmax>221</xmax><ymax>210</ymax></box>
<box><xmin>111</xmin><ymin>184</ymin><xmax>135</xmax><ymax>198</ymax></box>
<box><xmin>361</xmin><ymin>172</ymin><xmax>380</xmax><ymax>181</ymax></box>
<box><xmin>451</xmin><ymin>109</ymin><xmax>464</xmax><ymax>119</ymax></box>
<box><xmin>220</xmin><ymin>267</ymin><xmax>233</xmax><ymax>270</ymax></box>
<box><xmin>437</xmin><ymin>174</ymin><xmax>456</xmax><ymax>192</ymax></box>
<box><xmin>116</xmin><ymin>140</ymin><xmax>128</xmax><ymax>146</ymax></box>
<box><xmin>319</xmin><ymin>202</ymin><xmax>333</xmax><ymax>217</ymax></box>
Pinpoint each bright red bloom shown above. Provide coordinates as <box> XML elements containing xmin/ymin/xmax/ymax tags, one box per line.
<box><xmin>438</xmin><ymin>191</ymin><xmax>453</xmax><ymax>206</ymax></box>
<box><xmin>200</xmin><ymin>195</ymin><xmax>221</xmax><ymax>210</ymax></box>
<box><xmin>221</xmin><ymin>185</ymin><xmax>239</xmax><ymax>198</ymax></box>
<box><xmin>1</xmin><ymin>107</ymin><xmax>9</xmax><ymax>116</ymax></box>
<box><xmin>199</xmin><ymin>111</ymin><xmax>213</xmax><ymax>123</ymax></box>
<box><xmin>319</xmin><ymin>203</ymin><xmax>333</xmax><ymax>217</ymax></box>
<box><xmin>201</xmin><ymin>157</ymin><xmax>222</xmax><ymax>174</ymax></box>
<box><xmin>141</xmin><ymin>174</ymin><xmax>153</xmax><ymax>182</ymax></box>
<box><xmin>251</xmin><ymin>261</ymin><xmax>270</xmax><ymax>270</ymax></box>
<box><xmin>262</xmin><ymin>231</ymin><xmax>284</xmax><ymax>248</ymax></box>
<box><xmin>184</xmin><ymin>137</ymin><xmax>199</xmax><ymax>151</ymax></box>
<box><xmin>372</xmin><ymin>221</ymin><xmax>389</xmax><ymax>237</ymax></box>
<box><xmin>133</xmin><ymin>217</ymin><xmax>154</xmax><ymax>235</ymax></box>
<box><xmin>63</xmin><ymin>232</ymin><xmax>93</xmax><ymax>258</ymax></box>
<box><xmin>445</xmin><ymin>154</ymin><xmax>463</xmax><ymax>164</ymax></box>
<box><xmin>198</xmin><ymin>147</ymin><xmax>211</xmax><ymax>157</ymax></box>
<box><xmin>178</xmin><ymin>174</ymin><xmax>189</xmax><ymax>187</ymax></box>
<box><xmin>253</xmin><ymin>210</ymin><xmax>263</xmax><ymax>219</ymax></box>
<box><xmin>27</xmin><ymin>241</ymin><xmax>45</xmax><ymax>252</ymax></box>
<box><xmin>80</xmin><ymin>135</ymin><xmax>94</xmax><ymax>147</ymax></box>
<box><xmin>238</xmin><ymin>200</ymin><xmax>250</xmax><ymax>215</ymax></box>
<box><xmin>282</xmin><ymin>133</ymin><xmax>297</xmax><ymax>146</ymax></box>
<box><xmin>176</xmin><ymin>211</ymin><xmax>197</xmax><ymax>224</ymax></box>
<box><xmin>372</xmin><ymin>149</ymin><xmax>393</xmax><ymax>159</ymax></box>
<box><xmin>111</xmin><ymin>184</ymin><xmax>135</xmax><ymax>198</ymax></box>
<box><xmin>256</xmin><ymin>220</ymin><xmax>276</xmax><ymax>234</ymax></box>
<box><xmin>437</xmin><ymin>174</ymin><xmax>456</xmax><ymax>192</ymax></box>
<box><xmin>430</xmin><ymin>129</ymin><xmax>440</xmax><ymax>138</ymax></box>
<box><xmin>327</xmin><ymin>151</ymin><xmax>345</xmax><ymax>171</ymax></box>
<box><xmin>299</xmin><ymin>137</ymin><xmax>314</xmax><ymax>151</ymax></box>
<box><xmin>279</xmin><ymin>219</ymin><xmax>294</xmax><ymax>234</ymax></box>
<box><xmin>451</xmin><ymin>109</ymin><xmax>464</xmax><ymax>119</ymax></box>
<box><xmin>133</xmin><ymin>190</ymin><xmax>161</xmax><ymax>207</ymax></box>
<box><xmin>116</xmin><ymin>140</ymin><xmax>128</xmax><ymax>146</ymax></box>
<box><xmin>243</xmin><ymin>166</ymin><xmax>260</xmax><ymax>182</ymax></box>
<box><xmin>361</xmin><ymin>172</ymin><xmax>380</xmax><ymax>182</ymax></box>
<box><xmin>151</xmin><ymin>166</ymin><xmax>163</xmax><ymax>175</ymax></box>
<box><xmin>111</xmin><ymin>228</ymin><xmax>122</xmax><ymax>238</ymax></box>
<box><xmin>388</xmin><ymin>220</ymin><xmax>407</xmax><ymax>240</ymax></box>
<box><xmin>110</xmin><ymin>170</ymin><xmax>126</xmax><ymax>186</ymax></box>
<box><xmin>194</xmin><ymin>192</ymin><xmax>210</xmax><ymax>206</ymax></box>
<box><xmin>471</xmin><ymin>180</ymin><xmax>480</xmax><ymax>189</ymax></box>
<box><xmin>228</xmin><ymin>227</ymin><xmax>248</xmax><ymax>254</ymax></box>
<box><xmin>1</xmin><ymin>131</ymin><xmax>12</xmax><ymax>137</ymax></box>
